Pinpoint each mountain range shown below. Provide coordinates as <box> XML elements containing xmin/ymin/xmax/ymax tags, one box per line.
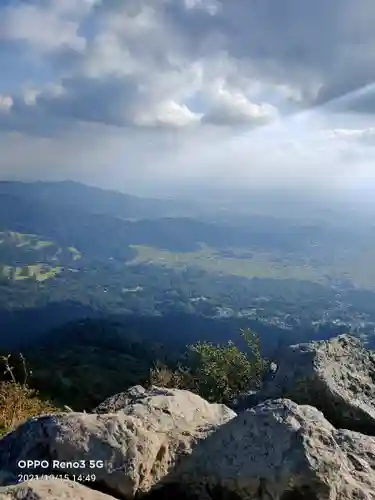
<box><xmin>1</xmin><ymin>179</ymin><xmax>375</xmax><ymax>410</ymax></box>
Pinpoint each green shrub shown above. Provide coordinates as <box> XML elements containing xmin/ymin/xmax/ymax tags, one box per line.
<box><xmin>150</xmin><ymin>328</ymin><xmax>265</xmax><ymax>404</ymax></box>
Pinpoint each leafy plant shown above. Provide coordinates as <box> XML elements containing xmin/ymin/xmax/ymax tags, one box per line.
<box><xmin>181</xmin><ymin>328</ymin><xmax>264</xmax><ymax>403</ymax></box>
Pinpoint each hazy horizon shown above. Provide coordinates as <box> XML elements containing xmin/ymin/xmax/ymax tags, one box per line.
<box><xmin>2</xmin><ymin>177</ymin><xmax>375</xmax><ymax>227</ymax></box>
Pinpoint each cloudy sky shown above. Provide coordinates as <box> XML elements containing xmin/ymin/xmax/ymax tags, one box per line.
<box><xmin>0</xmin><ymin>0</ymin><xmax>375</xmax><ymax>199</ymax></box>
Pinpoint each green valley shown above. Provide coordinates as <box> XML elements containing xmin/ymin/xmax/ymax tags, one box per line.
<box><xmin>1</xmin><ymin>181</ymin><xmax>375</xmax><ymax>357</ymax></box>
<box><xmin>128</xmin><ymin>243</ymin><xmax>375</xmax><ymax>290</ymax></box>
<box><xmin>0</xmin><ymin>231</ymin><xmax>81</xmax><ymax>281</ymax></box>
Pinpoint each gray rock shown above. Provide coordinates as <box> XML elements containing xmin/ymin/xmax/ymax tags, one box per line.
<box><xmin>0</xmin><ymin>386</ymin><xmax>236</xmax><ymax>499</ymax></box>
<box><xmin>258</xmin><ymin>334</ymin><xmax>375</xmax><ymax>434</ymax></box>
<box><xmin>150</xmin><ymin>399</ymin><xmax>375</xmax><ymax>500</ymax></box>
<box><xmin>229</xmin><ymin>390</ymin><xmax>261</xmax><ymax>412</ymax></box>
<box><xmin>0</xmin><ymin>479</ymin><xmax>116</xmax><ymax>500</ymax></box>
<box><xmin>94</xmin><ymin>385</ymin><xmax>236</xmax><ymax>431</ymax></box>
<box><xmin>94</xmin><ymin>385</ymin><xmax>146</xmax><ymax>414</ymax></box>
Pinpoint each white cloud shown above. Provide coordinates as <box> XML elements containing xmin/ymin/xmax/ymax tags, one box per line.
<box><xmin>202</xmin><ymin>80</ymin><xmax>278</xmax><ymax>126</ymax></box>
<box><xmin>134</xmin><ymin>100</ymin><xmax>202</xmax><ymax>128</ymax></box>
<box><xmin>326</xmin><ymin>128</ymin><xmax>375</xmax><ymax>141</ymax></box>
<box><xmin>0</xmin><ymin>1</ymin><xmax>90</xmax><ymax>52</ymax></box>
<box><xmin>0</xmin><ymin>95</ymin><xmax>13</xmax><ymax>113</ymax></box>
<box><xmin>183</xmin><ymin>0</ymin><xmax>221</xmax><ymax>15</ymax></box>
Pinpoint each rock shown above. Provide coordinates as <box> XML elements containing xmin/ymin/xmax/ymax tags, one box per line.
<box><xmin>0</xmin><ymin>386</ymin><xmax>236</xmax><ymax>499</ymax></box>
<box><xmin>95</xmin><ymin>385</ymin><xmax>235</xmax><ymax>428</ymax></box>
<box><xmin>0</xmin><ymin>479</ymin><xmax>116</xmax><ymax>499</ymax></box>
<box><xmin>257</xmin><ymin>334</ymin><xmax>375</xmax><ymax>434</ymax></box>
<box><xmin>150</xmin><ymin>399</ymin><xmax>375</xmax><ymax>500</ymax></box>
<box><xmin>228</xmin><ymin>390</ymin><xmax>260</xmax><ymax>412</ymax></box>
<box><xmin>262</xmin><ymin>361</ymin><xmax>278</xmax><ymax>384</ymax></box>
<box><xmin>94</xmin><ymin>385</ymin><xmax>146</xmax><ymax>414</ymax></box>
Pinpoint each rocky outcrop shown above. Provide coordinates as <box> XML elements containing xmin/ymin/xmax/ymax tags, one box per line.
<box><xmin>258</xmin><ymin>334</ymin><xmax>375</xmax><ymax>434</ymax></box>
<box><xmin>151</xmin><ymin>399</ymin><xmax>375</xmax><ymax>500</ymax></box>
<box><xmin>2</xmin><ymin>335</ymin><xmax>375</xmax><ymax>499</ymax></box>
<box><xmin>0</xmin><ymin>479</ymin><xmax>116</xmax><ymax>499</ymax></box>
<box><xmin>4</xmin><ymin>398</ymin><xmax>375</xmax><ymax>500</ymax></box>
<box><xmin>93</xmin><ymin>384</ymin><xmax>236</xmax><ymax>435</ymax></box>
<box><xmin>0</xmin><ymin>386</ymin><xmax>235</xmax><ymax>499</ymax></box>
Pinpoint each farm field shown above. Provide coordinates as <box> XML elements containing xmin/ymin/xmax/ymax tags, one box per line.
<box><xmin>128</xmin><ymin>243</ymin><xmax>375</xmax><ymax>289</ymax></box>
<box><xmin>0</xmin><ymin>231</ymin><xmax>81</xmax><ymax>281</ymax></box>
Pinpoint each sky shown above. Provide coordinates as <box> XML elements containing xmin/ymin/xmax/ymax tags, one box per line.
<box><xmin>0</xmin><ymin>0</ymin><xmax>375</xmax><ymax>201</ymax></box>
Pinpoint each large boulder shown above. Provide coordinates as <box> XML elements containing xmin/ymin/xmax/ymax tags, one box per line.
<box><xmin>93</xmin><ymin>385</ymin><xmax>236</xmax><ymax>433</ymax></box>
<box><xmin>149</xmin><ymin>399</ymin><xmax>375</xmax><ymax>500</ymax></box>
<box><xmin>258</xmin><ymin>334</ymin><xmax>375</xmax><ymax>434</ymax></box>
<box><xmin>0</xmin><ymin>479</ymin><xmax>116</xmax><ymax>500</ymax></box>
<box><xmin>0</xmin><ymin>386</ymin><xmax>235</xmax><ymax>499</ymax></box>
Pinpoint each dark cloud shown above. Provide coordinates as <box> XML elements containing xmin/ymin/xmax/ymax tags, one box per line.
<box><xmin>317</xmin><ymin>81</ymin><xmax>375</xmax><ymax>114</ymax></box>
<box><xmin>166</xmin><ymin>0</ymin><xmax>375</xmax><ymax>109</ymax></box>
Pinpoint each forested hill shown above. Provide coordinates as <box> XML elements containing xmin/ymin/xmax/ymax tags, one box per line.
<box><xmin>2</xmin><ymin>315</ymin><xmax>345</xmax><ymax>411</ymax></box>
<box><xmin>0</xmin><ymin>180</ymin><xmax>191</xmax><ymax>219</ymax></box>
<box><xmin>0</xmin><ymin>190</ymin><xmax>349</xmax><ymax>256</ymax></box>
